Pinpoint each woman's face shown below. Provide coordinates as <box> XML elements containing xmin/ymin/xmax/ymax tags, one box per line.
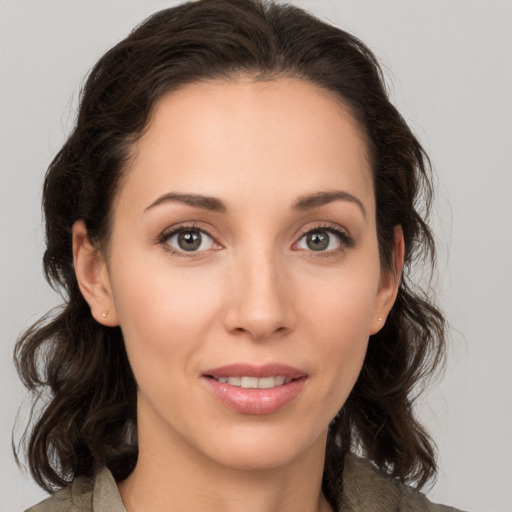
<box><xmin>76</xmin><ymin>76</ymin><xmax>400</xmax><ymax>471</ymax></box>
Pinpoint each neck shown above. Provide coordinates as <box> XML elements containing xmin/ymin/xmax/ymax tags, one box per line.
<box><xmin>118</xmin><ymin>411</ymin><xmax>332</xmax><ymax>512</ymax></box>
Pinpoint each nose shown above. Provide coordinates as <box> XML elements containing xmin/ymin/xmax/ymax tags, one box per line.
<box><xmin>222</xmin><ymin>249</ymin><xmax>296</xmax><ymax>341</ymax></box>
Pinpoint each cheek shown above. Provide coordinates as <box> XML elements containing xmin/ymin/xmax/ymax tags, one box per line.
<box><xmin>297</xmin><ymin>258</ymin><xmax>380</xmax><ymax>402</ymax></box>
<box><xmin>109</xmin><ymin>252</ymin><xmax>224</xmax><ymax>371</ymax></box>
<box><xmin>311</xmin><ymin>293</ymin><xmax>371</xmax><ymax>386</ymax></box>
<box><xmin>299</xmin><ymin>258</ymin><xmax>381</xmax><ymax>334</ymax></box>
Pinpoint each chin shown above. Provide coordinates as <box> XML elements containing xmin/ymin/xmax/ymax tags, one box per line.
<box><xmin>202</xmin><ymin>423</ymin><xmax>325</xmax><ymax>472</ymax></box>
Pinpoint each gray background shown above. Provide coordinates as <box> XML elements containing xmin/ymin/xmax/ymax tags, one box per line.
<box><xmin>1</xmin><ymin>1</ymin><xmax>511</xmax><ymax>511</ymax></box>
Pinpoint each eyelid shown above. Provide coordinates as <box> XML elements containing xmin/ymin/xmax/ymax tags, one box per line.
<box><xmin>157</xmin><ymin>221</ymin><xmax>354</xmax><ymax>257</ymax></box>
<box><xmin>158</xmin><ymin>223</ymin><xmax>222</xmax><ymax>256</ymax></box>
<box><xmin>293</xmin><ymin>222</ymin><xmax>355</xmax><ymax>255</ymax></box>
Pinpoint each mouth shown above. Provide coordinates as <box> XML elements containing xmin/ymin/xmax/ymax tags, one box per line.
<box><xmin>206</xmin><ymin>375</ymin><xmax>293</xmax><ymax>389</ymax></box>
<box><xmin>202</xmin><ymin>363</ymin><xmax>308</xmax><ymax>415</ymax></box>
<box><xmin>203</xmin><ymin>362</ymin><xmax>307</xmax><ymax>380</ymax></box>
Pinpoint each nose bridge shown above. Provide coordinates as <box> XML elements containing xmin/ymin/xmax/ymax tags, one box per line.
<box><xmin>224</xmin><ymin>243</ymin><xmax>295</xmax><ymax>340</ymax></box>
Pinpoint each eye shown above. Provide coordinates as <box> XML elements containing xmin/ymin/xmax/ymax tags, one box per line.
<box><xmin>295</xmin><ymin>226</ymin><xmax>353</xmax><ymax>254</ymax></box>
<box><xmin>162</xmin><ymin>227</ymin><xmax>217</xmax><ymax>254</ymax></box>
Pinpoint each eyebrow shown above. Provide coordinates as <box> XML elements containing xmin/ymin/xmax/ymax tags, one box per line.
<box><xmin>293</xmin><ymin>191</ymin><xmax>366</xmax><ymax>218</ymax></box>
<box><xmin>144</xmin><ymin>190</ymin><xmax>366</xmax><ymax>218</ymax></box>
<box><xmin>144</xmin><ymin>193</ymin><xmax>227</xmax><ymax>214</ymax></box>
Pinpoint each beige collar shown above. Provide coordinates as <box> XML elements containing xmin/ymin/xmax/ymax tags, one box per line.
<box><xmin>80</xmin><ymin>453</ymin><xmax>456</xmax><ymax>512</ymax></box>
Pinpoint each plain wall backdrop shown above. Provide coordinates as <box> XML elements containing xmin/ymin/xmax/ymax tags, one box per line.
<box><xmin>1</xmin><ymin>1</ymin><xmax>511</xmax><ymax>511</ymax></box>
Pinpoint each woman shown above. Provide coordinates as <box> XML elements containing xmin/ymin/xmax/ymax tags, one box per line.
<box><xmin>14</xmin><ymin>0</ymin><xmax>463</xmax><ymax>511</ymax></box>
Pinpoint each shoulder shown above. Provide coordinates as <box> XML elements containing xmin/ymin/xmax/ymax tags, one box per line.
<box><xmin>342</xmin><ymin>453</ymin><xmax>465</xmax><ymax>512</ymax></box>
<box><xmin>24</xmin><ymin>467</ymin><xmax>125</xmax><ymax>512</ymax></box>
<box><xmin>24</xmin><ymin>476</ymin><xmax>94</xmax><ymax>512</ymax></box>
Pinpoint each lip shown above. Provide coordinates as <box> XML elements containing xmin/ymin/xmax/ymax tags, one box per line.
<box><xmin>202</xmin><ymin>363</ymin><xmax>308</xmax><ymax>415</ymax></box>
<box><xmin>202</xmin><ymin>363</ymin><xmax>307</xmax><ymax>380</ymax></box>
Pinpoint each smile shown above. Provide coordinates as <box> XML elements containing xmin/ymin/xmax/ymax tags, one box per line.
<box><xmin>212</xmin><ymin>376</ymin><xmax>292</xmax><ymax>389</ymax></box>
<box><xmin>202</xmin><ymin>363</ymin><xmax>308</xmax><ymax>415</ymax></box>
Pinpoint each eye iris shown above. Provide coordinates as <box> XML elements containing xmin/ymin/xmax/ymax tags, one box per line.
<box><xmin>178</xmin><ymin>231</ymin><xmax>201</xmax><ymax>251</ymax></box>
<box><xmin>306</xmin><ymin>231</ymin><xmax>329</xmax><ymax>251</ymax></box>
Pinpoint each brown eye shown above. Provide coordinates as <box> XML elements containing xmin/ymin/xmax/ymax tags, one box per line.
<box><xmin>165</xmin><ymin>229</ymin><xmax>215</xmax><ymax>253</ymax></box>
<box><xmin>177</xmin><ymin>231</ymin><xmax>202</xmax><ymax>251</ymax></box>
<box><xmin>305</xmin><ymin>231</ymin><xmax>329</xmax><ymax>251</ymax></box>
<box><xmin>295</xmin><ymin>227</ymin><xmax>351</xmax><ymax>253</ymax></box>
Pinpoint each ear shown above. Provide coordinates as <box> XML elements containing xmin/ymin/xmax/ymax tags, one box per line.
<box><xmin>369</xmin><ymin>225</ymin><xmax>405</xmax><ymax>335</ymax></box>
<box><xmin>72</xmin><ymin>219</ymin><xmax>119</xmax><ymax>327</ymax></box>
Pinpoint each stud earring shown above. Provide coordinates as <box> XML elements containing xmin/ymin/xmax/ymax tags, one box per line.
<box><xmin>378</xmin><ymin>316</ymin><xmax>383</xmax><ymax>322</ymax></box>
<box><xmin>101</xmin><ymin>311</ymin><xmax>108</xmax><ymax>319</ymax></box>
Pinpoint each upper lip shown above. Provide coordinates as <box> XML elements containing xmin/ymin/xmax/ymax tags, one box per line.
<box><xmin>202</xmin><ymin>363</ymin><xmax>307</xmax><ymax>380</ymax></box>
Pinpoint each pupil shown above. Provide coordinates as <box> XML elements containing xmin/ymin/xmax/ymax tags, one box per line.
<box><xmin>307</xmin><ymin>231</ymin><xmax>329</xmax><ymax>251</ymax></box>
<box><xmin>178</xmin><ymin>231</ymin><xmax>201</xmax><ymax>251</ymax></box>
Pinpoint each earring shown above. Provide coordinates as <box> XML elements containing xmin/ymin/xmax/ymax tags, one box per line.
<box><xmin>377</xmin><ymin>316</ymin><xmax>383</xmax><ymax>322</ymax></box>
<box><xmin>101</xmin><ymin>311</ymin><xmax>108</xmax><ymax>319</ymax></box>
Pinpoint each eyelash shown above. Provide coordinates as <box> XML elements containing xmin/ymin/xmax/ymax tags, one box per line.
<box><xmin>295</xmin><ymin>223</ymin><xmax>355</xmax><ymax>257</ymax></box>
<box><xmin>157</xmin><ymin>222</ymin><xmax>354</xmax><ymax>258</ymax></box>
<box><xmin>158</xmin><ymin>223</ymin><xmax>214</xmax><ymax>257</ymax></box>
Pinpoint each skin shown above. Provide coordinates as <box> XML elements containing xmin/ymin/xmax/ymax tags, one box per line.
<box><xmin>73</xmin><ymin>76</ymin><xmax>403</xmax><ymax>512</ymax></box>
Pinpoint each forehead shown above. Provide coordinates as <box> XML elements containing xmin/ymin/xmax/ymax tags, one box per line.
<box><xmin>118</xmin><ymin>76</ymin><xmax>374</xmax><ymax>217</ymax></box>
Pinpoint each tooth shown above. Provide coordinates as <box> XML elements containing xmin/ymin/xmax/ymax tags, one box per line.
<box><xmin>221</xmin><ymin>375</ymin><xmax>291</xmax><ymax>388</ymax></box>
<box><xmin>241</xmin><ymin>376</ymin><xmax>258</xmax><ymax>389</ymax></box>
<box><xmin>257</xmin><ymin>377</ymin><xmax>276</xmax><ymax>389</ymax></box>
<box><xmin>227</xmin><ymin>377</ymin><xmax>241</xmax><ymax>386</ymax></box>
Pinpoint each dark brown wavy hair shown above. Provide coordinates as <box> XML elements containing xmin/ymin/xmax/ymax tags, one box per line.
<box><xmin>14</xmin><ymin>0</ymin><xmax>445</xmax><ymax>509</ymax></box>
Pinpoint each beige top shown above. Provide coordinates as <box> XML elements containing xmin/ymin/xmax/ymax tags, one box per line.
<box><xmin>25</xmin><ymin>454</ymin><xmax>465</xmax><ymax>512</ymax></box>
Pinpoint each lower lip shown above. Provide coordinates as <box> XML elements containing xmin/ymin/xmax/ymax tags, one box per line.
<box><xmin>203</xmin><ymin>377</ymin><xmax>307</xmax><ymax>415</ymax></box>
